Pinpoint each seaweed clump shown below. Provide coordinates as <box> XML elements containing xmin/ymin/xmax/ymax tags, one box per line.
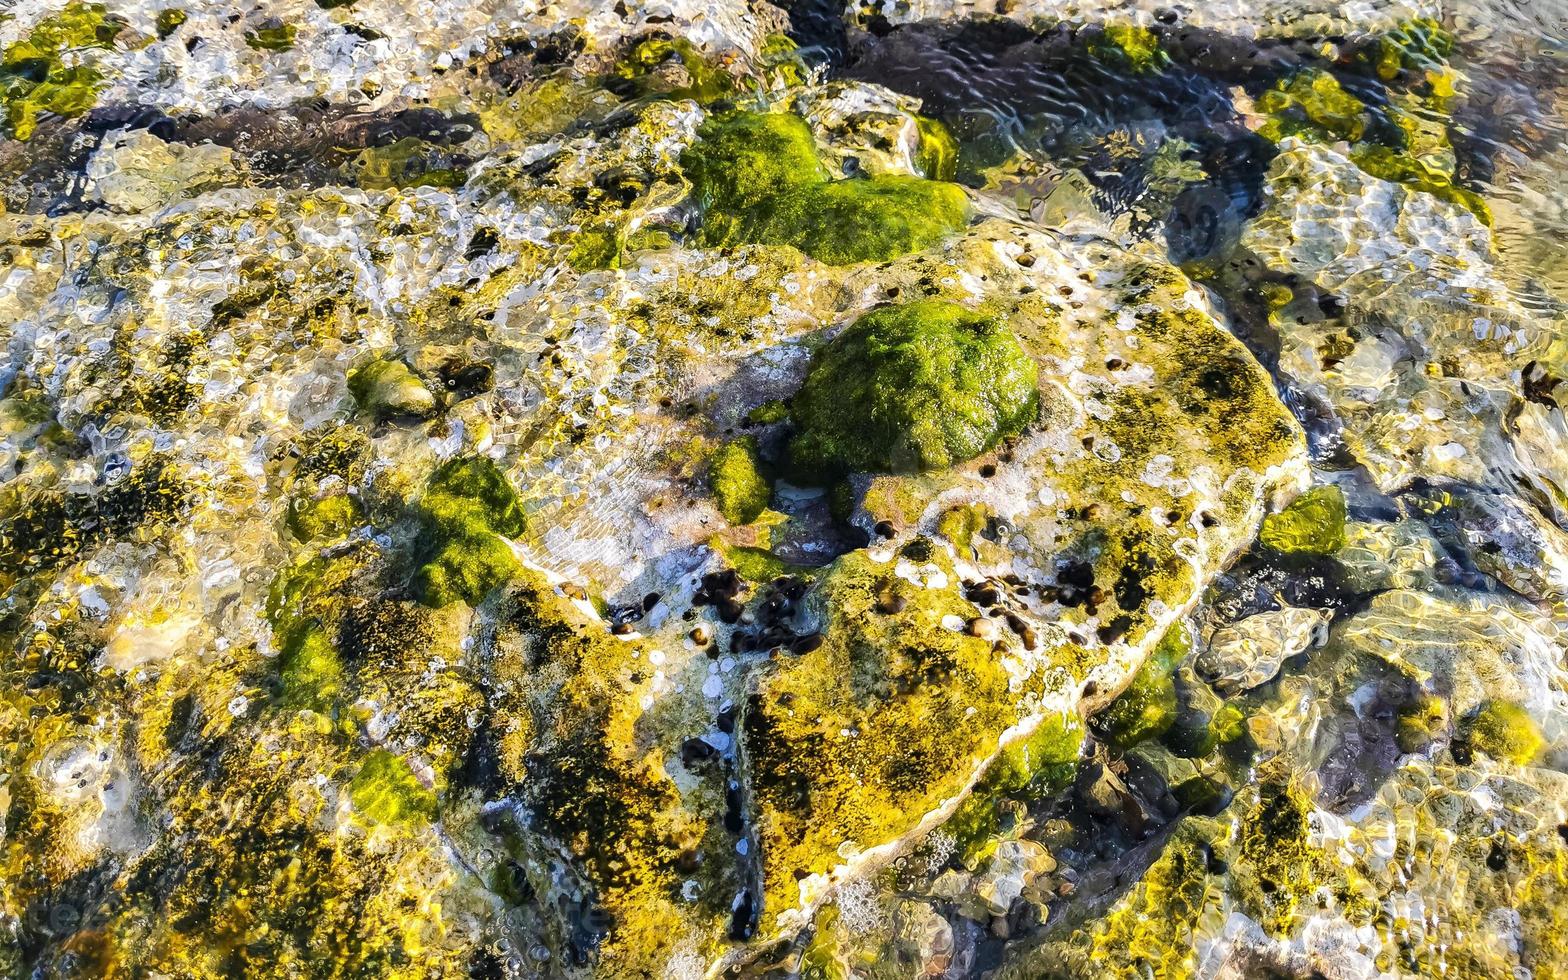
<box><xmin>1464</xmin><ymin>700</ymin><xmax>1545</xmax><ymax>766</ymax></box>
<box><xmin>0</xmin><ymin>2</ymin><xmax>122</xmax><ymax>140</ymax></box>
<box><xmin>709</xmin><ymin>436</ymin><xmax>770</xmax><ymax>524</ymax></box>
<box><xmin>412</xmin><ymin>457</ymin><xmax>527</xmax><ymax>607</ymax></box>
<box><xmin>681</xmin><ymin>111</ymin><xmax>970</xmax><ymax>265</ymax></box>
<box><xmin>788</xmin><ymin>301</ymin><xmax>1039</xmax><ymax>477</ymax></box>
<box><xmin>1258</xmin><ymin>484</ymin><xmax>1347</xmax><ymax>556</ymax></box>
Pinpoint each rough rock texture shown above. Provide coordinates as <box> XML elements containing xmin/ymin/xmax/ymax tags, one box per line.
<box><xmin>4</xmin><ymin>5</ymin><xmax>1567</xmax><ymax>979</ymax></box>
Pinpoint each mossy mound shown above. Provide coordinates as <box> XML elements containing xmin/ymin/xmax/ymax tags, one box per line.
<box><xmin>788</xmin><ymin>301</ymin><xmax>1039</xmax><ymax>476</ymax></box>
<box><xmin>682</xmin><ymin>111</ymin><xmax>970</xmax><ymax>265</ymax></box>
<box><xmin>413</xmin><ymin>456</ymin><xmax>526</xmax><ymax>607</ymax></box>
<box><xmin>1259</xmin><ymin>484</ymin><xmax>1347</xmax><ymax>556</ymax></box>
<box><xmin>709</xmin><ymin>436</ymin><xmax>770</xmax><ymax>524</ymax></box>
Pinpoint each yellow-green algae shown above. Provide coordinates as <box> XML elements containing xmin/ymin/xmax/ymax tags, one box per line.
<box><xmin>682</xmin><ymin>111</ymin><xmax>970</xmax><ymax>265</ymax></box>
<box><xmin>244</xmin><ymin>22</ymin><xmax>297</xmax><ymax>52</ymax></box>
<box><xmin>346</xmin><ymin>356</ymin><xmax>437</xmax><ymax>421</ymax></box>
<box><xmin>709</xmin><ymin>436</ymin><xmax>771</xmax><ymax>524</ymax></box>
<box><xmin>1094</xmin><ymin>624</ymin><xmax>1189</xmax><ymax>749</ymax></box>
<box><xmin>1259</xmin><ymin>484</ymin><xmax>1347</xmax><ymax>556</ymax></box>
<box><xmin>0</xmin><ymin>2</ymin><xmax>122</xmax><ymax>140</ymax></box>
<box><xmin>412</xmin><ymin>456</ymin><xmax>527</xmax><ymax>607</ymax></box>
<box><xmin>487</xmin><ymin>572</ymin><xmax>726</xmax><ymax>974</ymax></box>
<box><xmin>1464</xmin><ymin>699</ymin><xmax>1546</xmax><ymax>765</ymax></box>
<box><xmin>788</xmin><ymin>301</ymin><xmax>1039</xmax><ymax>476</ymax></box>
<box><xmin>1255</xmin><ymin>66</ymin><xmax>1492</xmax><ymax>223</ymax></box>
<box><xmin>286</xmin><ymin>492</ymin><xmax>363</xmax><ymax>542</ymax></box>
<box><xmin>741</xmin><ymin>547</ymin><xmax>1025</xmax><ymax>930</ymax></box>
<box><xmin>1395</xmin><ymin>692</ymin><xmax>1450</xmax><ymax>752</ymax></box>
<box><xmin>1087</xmin><ymin>24</ymin><xmax>1168</xmax><ymax>75</ymax></box>
<box><xmin>614</xmin><ymin>35</ymin><xmax>737</xmax><ymax>103</ymax></box>
<box><xmin>350</xmin><ymin>748</ymin><xmax>439</xmax><ymax>825</ymax></box>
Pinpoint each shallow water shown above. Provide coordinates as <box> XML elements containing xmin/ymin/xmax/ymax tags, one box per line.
<box><xmin>1</xmin><ymin>1</ymin><xmax>1567</xmax><ymax>977</ymax></box>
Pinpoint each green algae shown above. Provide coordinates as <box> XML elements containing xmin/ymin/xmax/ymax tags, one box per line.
<box><xmin>914</xmin><ymin>116</ymin><xmax>959</xmax><ymax>181</ymax></box>
<box><xmin>492</xmin><ymin>574</ymin><xmax>717</xmax><ymax>972</ymax></box>
<box><xmin>1350</xmin><ymin>142</ymin><xmax>1492</xmax><ymax>224</ymax></box>
<box><xmin>154</xmin><ymin>8</ymin><xmax>186</xmax><ymax>39</ymax></box>
<box><xmin>350</xmin><ymin>749</ymin><xmax>438</xmax><ymax>825</ymax></box>
<box><xmin>1</xmin><ymin>2</ymin><xmax>122</xmax><ymax>140</ymax></box>
<box><xmin>286</xmin><ymin>493</ymin><xmax>362</xmax><ymax>542</ymax></box>
<box><xmin>1395</xmin><ymin>693</ymin><xmax>1450</xmax><ymax>753</ymax></box>
<box><xmin>347</xmin><ymin>356</ymin><xmax>436</xmax><ymax>421</ymax></box>
<box><xmin>1232</xmin><ymin>779</ymin><xmax>1341</xmax><ymax>937</ymax></box>
<box><xmin>614</xmin><ymin>35</ymin><xmax>736</xmax><ymax>103</ymax></box>
<box><xmin>1259</xmin><ymin>485</ymin><xmax>1347</xmax><ymax>556</ymax></box>
<box><xmin>244</xmin><ymin>23</ymin><xmax>297</xmax><ymax>52</ymax></box>
<box><xmin>682</xmin><ymin>111</ymin><xmax>970</xmax><ymax>265</ymax></box>
<box><xmin>1464</xmin><ymin>700</ymin><xmax>1545</xmax><ymax>765</ymax></box>
<box><xmin>1255</xmin><ymin>68</ymin><xmax>1492</xmax><ymax>224</ymax></box>
<box><xmin>413</xmin><ymin>457</ymin><xmax>526</xmax><ymax>608</ymax></box>
<box><xmin>565</xmin><ymin>221</ymin><xmax>621</xmax><ymax>271</ymax></box>
<box><xmin>746</xmin><ymin>399</ymin><xmax>790</xmax><ymax>425</ymax></box>
<box><xmin>1088</xmin><ymin>24</ymin><xmax>1168</xmax><ymax>75</ymax></box>
<box><xmin>1257</xmin><ymin>69</ymin><xmax>1369</xmax><ymax>145</ymax></box>
<box><xmin>1095</xmin><ymin>625</ymin><xmax>1189</xmax><ymax>749</ymax></box>
<box><xmin>788</xmin><ymin>301</ymin><xmax>1039</xmax><ymax>477</ymax></box>
<box><xmin>0</xmin><ymin>456</ymin><xmax>188</xmax><ymax>584</ymax></box>
<box><xmin>709</xmin><ymin>436</ymin><xmax>770</xmax><ymax>524</ymax></box>
<box><xmin>1079</xmin><ymin>821</ymin><xmax>1219</xmax><ymax>977</ymax></box>
<box><xmin>1366</xmin><ymin>17</ymin><xmax>1455</xmax><ymax>81</ymax></box>
<box><xmin>742</xmin><ymin>548</ymin><xmax>1023</xmax><ymax>928</ymax></box>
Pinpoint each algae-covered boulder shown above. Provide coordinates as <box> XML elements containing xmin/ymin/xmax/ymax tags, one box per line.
<box><xmin>413</xmin><ymin>456</ymin><xmax>527</xmax><ymax>607</ymax></box>
<box><xmin>682</xmin><ymin>111</ymin><xmax>970</xmax><ymax>264</ymax></box>
<box><xmin>788</xmin><ymin>301</ymin><xmax>1040</xmax><ymax>476</ymax></box>
<box><xmin>347</xmin><ymin>356</ymin><xmax>437</xmax><ymax>421</ymax></box>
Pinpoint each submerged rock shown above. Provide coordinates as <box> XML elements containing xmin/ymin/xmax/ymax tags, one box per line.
<box><xmin>1196</xmin><ymin>606</ymin><xmax>1331</xmax><ymax>695</ymax></box>
<box><xmin>788</xmin><ymin>300</ymin><xmax>1040</xmax><ymax>475</ymax></box>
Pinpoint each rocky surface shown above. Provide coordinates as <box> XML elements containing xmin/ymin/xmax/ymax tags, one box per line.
<box><xmin>1</xmin><ymin>2</ymin><xmax>1567</xmax><ymax>979</ymax></box>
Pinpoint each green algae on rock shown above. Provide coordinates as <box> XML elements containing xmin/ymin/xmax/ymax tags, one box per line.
<box><xmin>1465</xmin><ymin>699</ymin><xmax>1546</xmax><ymax>765</ymax></box>
<box><xmin>412</xmin><ymin>456</ymin><xmax>526</xmax><ymax>607</ymax></box>
<box><xmin>682</xmin><ymin>111</ymin><xmax>970</xmax><ymax>264</ymax></box>
<box><xmin>789</xmin><ymin>300</ymin><xmax>1039</xmax><ymax>476</ymax></box>
<box><xmin>709</xmin><ymin>436</ymin><xmax>771</xmax><ymax>524</ymax></box>
<box><xmin>1259</xmin><ymin>485</ymin><xmax>1347</xmax><ymax>555</ymax></box>
<box><xmin>347</xmin><ymin>356</ymin><xmax>437</xmax><ymax>421</ymax></box>
<box><xmin>741</xmin><ymin>547</ymin><xmax>1025</xmax><ymax>932</ymax></box>
<box><xmin>1</xmin><ymin>2</ymin><xmax>122</xmax><ymax>140</ymax></box>
<box><xmin>1093</xmin><ymin>624</ymin><xmax>1189</xmax><ymax>749</ymax></box>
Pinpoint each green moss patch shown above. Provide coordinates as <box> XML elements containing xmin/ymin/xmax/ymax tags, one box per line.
<box><xmin>413</xmin><ymin>457</ymin><xmax>526</xmax><ymax>607</ymax></box>
<box><xmin>789</xmin><ymin>300</ymin><xmax>1038</xmax><ymax>477</ymax></box>
<box><xmin>682</xmin><ymin>111</ymin><xmax>970</xmax><ymax>265</ymax></box>
<box><xmin>709</xmin><ymin>436</ymin><xmax>770</xmax><ymax>524</ymax></box>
